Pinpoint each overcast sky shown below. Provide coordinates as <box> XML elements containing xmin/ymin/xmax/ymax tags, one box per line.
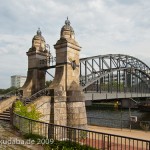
<box><xmin>0</xmin><ymin>0</ymin><xmax>150</xmax><ymax>88</ymax></box>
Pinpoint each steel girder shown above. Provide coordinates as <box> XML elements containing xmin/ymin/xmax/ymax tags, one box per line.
<box><xmin>39</xmin><ymin>54</ymin><xmax>150</xmax><ymax>93</ymax></box>
<box><xmin>80</xmin><ymin>54</ymin><xmax>150</xmax><ymax>92</ymax></box>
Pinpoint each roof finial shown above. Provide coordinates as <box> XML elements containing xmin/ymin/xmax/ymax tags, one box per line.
<box><xmin>37</xmin><ymin>27</ymin><xmax>42</xmax><ymax>36</ymax></box>
<box><xmin>65</xmin><ymin>17</ymin><xmax>70</xmax><ymax>26</ymax></box>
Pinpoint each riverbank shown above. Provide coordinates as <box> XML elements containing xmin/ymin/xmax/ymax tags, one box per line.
<box><xmin>88</xmin><ymin>125</ymin><xmax>150</xmax><ymax>141</ymax></box>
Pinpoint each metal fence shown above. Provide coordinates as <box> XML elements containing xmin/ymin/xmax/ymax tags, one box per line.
<box><xmin>12</xmin><ymin>113</ymin><xmax>150</xmax><ymax>150</ymax></box>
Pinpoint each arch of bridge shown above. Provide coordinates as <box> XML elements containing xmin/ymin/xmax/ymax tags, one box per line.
<box><xmin>79</xmin><ymin>54</ymin><xmax>150</xmax><ymax>90</ymax></box>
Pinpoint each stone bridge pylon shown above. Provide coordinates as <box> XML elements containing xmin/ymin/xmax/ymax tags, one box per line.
<box><xmin>48</xmin><ymin>18</ymin><xmax>87</xmax><ymax>128</ymax></box>
<box><xmin>21</xmin><ymin>18</ymin><xmax>87</xmax><ymax>128</ymax></box>
<box><xmin>20</xmin><ymin>28</ymin><xmax>50</xmax><ymax>97</ymax></box>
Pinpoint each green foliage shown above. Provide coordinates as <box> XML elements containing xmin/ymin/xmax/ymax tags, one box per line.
<box><xmin>24</xmin><ymin>133</ymin><xmax>45</xmax><ymax>142</ymax></box>
<box><xmin>45</xmin><ymin>80</ymin><xmax>52</xmax><ymax>88</ymax></box>
<box><xmin>80</xmin><ymin>131</ymin><xmax>87</xmax><ymax>140</ymax></box>
<box><xmin>48</xmin><ymin>141</ymin><xmax>97</xmax><ymax>150</ymax></box>
<box><xmin>14</xmin><ymin>100</ymin><xmax>43</xmax><ymax>120</ymax></box>
<box><xmin>24</xmin><ymin>134</ymin><xmax>97</xmax><ymax>149</ymax></box>
<box><xmin>0</xmin><ymin>86</ymin><xmax>17</xmax><ymax>95</ymax></box>
<box><xmin>140</xmin><ymin>122</ymin><xmax>150</xmax><ymax>131</ymax></box>
<box><xmin>100</xmin><ymin>81</ymin><xmax>124</xmax><ymax>91</ymax></box>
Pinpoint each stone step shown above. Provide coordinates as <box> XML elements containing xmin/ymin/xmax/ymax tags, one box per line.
<box><xmin>5</xmin><ymin>110</ymin><xmax>10</xmax><ymax>112</ymax></box>
<box><xmin>0</xmin><ymin>111</ymin><xmax>10</xmax><ymax>115</ymax></box>
<box><xmin>0</xmin><ymin>97</ymin><xmax>33</xmax><ymax>122</ymax></box>
<box><xmin>0</xmin><ymin>115</ymin><xmax>10</xmax><ymax>118</ymax></box>
<box><xmin>0</xmin><ymin>117</ymin><xmax>10</xmax><ymax>121</ymax></box>
<box><xmin>1</xmin><ymin>112</ymin><xmax>10</xmax><ymax>115</ymax></box>
<box><xmin>4</xmin><ymin>109</ymin><xmax>10</xmax><ymax>112</ymax></box>
<box><xmin>1</xmin><ymin>111</ymin><xmax>10</xmax><ymax>115</ymax></box>
<box><xmin>0</xmin><ymin>107</ymin><xmax>11</xmax><ymax>122</ymax></box>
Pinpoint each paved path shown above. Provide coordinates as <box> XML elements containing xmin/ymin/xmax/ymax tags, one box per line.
<box><xmin>0</xmin><ymin>120</ymin><xmax>44</xmax><ymax>150</ymax></box>
<box><xmin>88</xmin><ymin>125</ymin><xmax>150</xmax><ymax>141</ymax></box>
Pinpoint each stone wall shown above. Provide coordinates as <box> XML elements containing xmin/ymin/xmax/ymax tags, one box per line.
<box><xmin>67</xmin><ymin>101</ymin><xmax>87</xmax><ymax>128</ymax></box>
<box><xmin>30</xmin><ymin>96</ymin><xmax>51</xmax><ymax>123</ymax></box>
<box><xmin>0</xmin><ymin>96</ymin><xmax>17</xmax><ymax>113</ymax></box>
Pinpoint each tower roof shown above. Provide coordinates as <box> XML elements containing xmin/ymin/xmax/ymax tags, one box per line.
<box><xmin>60</xmin><ymin>17</ymin><xmax>75</xmax><ymax>39</ymax></box>
<box><xmin>32</xmin><ymin>28</ymin><xmax>45</xmax><ymax>42</ymax></box>
<box><xmin>29</xmin><ymin>28</ymin><xmax>46</xmax><ymax>52</ymax></box>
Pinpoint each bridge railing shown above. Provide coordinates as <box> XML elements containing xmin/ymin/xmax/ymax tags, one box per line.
<box><xmin>13</xmin><ymin>113</ymin><xmax>150</xmax><ymax>150</ymax></box>
<box><xmin>23</xmin><ymin>88</ymin><xmax>49</xmax><ymax>105</ymax></box>
<box><xmin>39</xmin><ymin>56</ymin><xmax>56</xmax><ymax>68</ymax></box>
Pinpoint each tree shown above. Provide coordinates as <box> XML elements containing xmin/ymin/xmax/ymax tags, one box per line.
<box><xmin>0</xmin><ymin>86</ymin><xmax>17</xmax><ymax>95</ymax></box>
<box><xmin>14</xmin><ymin>100</ymin><xmax>43</xmax><ymax>120</ymax></box>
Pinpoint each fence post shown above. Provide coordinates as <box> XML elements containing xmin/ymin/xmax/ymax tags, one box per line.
<box><xmin>30</xmin><ymin>120</ymin><xmax>32</xmax><ymax>134</ymax></box>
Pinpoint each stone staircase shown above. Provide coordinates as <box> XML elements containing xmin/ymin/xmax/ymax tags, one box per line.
<box><xmin>0</xmin><ymin>88</ymin><xmax>48</xmax><ymax>122</ymax></box>
<box><xmin>0</xmin><ymin>108</ymin><xmax>11</xmax><ymax>121</ymax></box>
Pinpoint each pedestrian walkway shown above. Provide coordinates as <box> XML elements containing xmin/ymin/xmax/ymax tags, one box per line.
<box><xmin>88</xmin><ymin>125</ymin><xmax>150</xmax><ymax>141</ymax></box>
<box><xmin>0</xmin><ymin>120</ymin><xmax>44</xmax><ymax>150</ymax></box>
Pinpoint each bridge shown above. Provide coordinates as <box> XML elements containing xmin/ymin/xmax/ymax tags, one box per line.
<box><xmin>39</xmin><ymin>53</ymin><xmax>150</xmax><ymax>102</ymax></box>
<box><xmin>1</xmin><ymin>18</ymin><xmax>150</xmax><ymax>150</ymax></box>
<box><xmin>1</xmin><ymin>18</ymin><xmax>150</xmax><ymax>131</ymax></box>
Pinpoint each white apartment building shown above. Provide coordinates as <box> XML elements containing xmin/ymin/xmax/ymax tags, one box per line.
<box><xmin>11</xmin><ymin>75</ymin><xmax>26</xmax><ymax>88</ymax></box>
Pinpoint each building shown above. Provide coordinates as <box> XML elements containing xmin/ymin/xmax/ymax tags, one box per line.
<box><xmin>11</xmin><ymin>75</ymin><xmax>26</xmax><ymax>88</ymax></box>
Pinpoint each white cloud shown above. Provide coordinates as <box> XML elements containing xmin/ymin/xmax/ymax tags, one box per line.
<box><xmin>0</xmin><ymin>0</ymin><xmax>150</xmax><ymax>88</ymax></box>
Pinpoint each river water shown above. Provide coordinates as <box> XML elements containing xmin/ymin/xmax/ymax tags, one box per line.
<box><xmin>86</xmin><ymin>106</ymin><xmax>150</xmax><ymax>130</ymax></box>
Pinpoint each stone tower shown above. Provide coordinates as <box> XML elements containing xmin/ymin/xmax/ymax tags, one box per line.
<box><xmin>21</xmin><ymin>29</ymin><xmax>49</xmax><ymax>97</ymax></box>
<box><xmin>49</xmin><ymin>18</ymin><xmax>87</xmax><ymax>128</ymax></box>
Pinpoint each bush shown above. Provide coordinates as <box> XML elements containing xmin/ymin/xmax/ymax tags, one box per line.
<box><xmin>14</xmin><ymin>100</ymin><xmax>43</xmax><ymax>120</ymax></box>
<box><xmin>47</xmin><ymin>141</ymin><xmax>97</xmax><ymax>150</ymax></box>
<box><xmin>24</xmin><ymin>133</ymin><xmax>45</xmax><ymax>142</ymax></box>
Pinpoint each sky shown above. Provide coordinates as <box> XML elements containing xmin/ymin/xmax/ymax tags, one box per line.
<box><xmin>0</xmin><ymin>0</ymin><xmax>150</xmax><ymax>88</ymax></box>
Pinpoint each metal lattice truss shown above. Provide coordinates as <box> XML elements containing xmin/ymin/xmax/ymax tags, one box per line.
<box><xmin>80</xmin><ymin>54</ymin><xmax>150</xmax><ymax>92</ymax></box>
<box><xmin>40</xmin><ymin>54</ymin><xmax>150</xmax><ymax>93</ymax></box>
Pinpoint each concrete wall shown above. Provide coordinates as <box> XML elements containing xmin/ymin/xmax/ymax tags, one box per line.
<box><xmin>85</xmin><ymin>100</ymin><xmax>92</xmax><ymax>106</ymax></box>
<box><xmin>121</xmin><ymin>99</ymin><xmax>138</xmax><ymax>108</ymax></box>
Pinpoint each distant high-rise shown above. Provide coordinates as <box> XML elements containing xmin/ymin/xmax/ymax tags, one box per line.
<box><xmin>11</xmin><ymin>75</ymin><xmax>26</xmax><ymax>88</ymax></box>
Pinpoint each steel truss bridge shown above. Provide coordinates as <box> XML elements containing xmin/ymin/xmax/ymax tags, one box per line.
<box><xmin>40</xmin><ymin>54</ymin><xmax>150</xmax><ymax>100</ymax></box>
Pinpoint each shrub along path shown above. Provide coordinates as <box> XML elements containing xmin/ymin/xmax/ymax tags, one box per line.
<box><xmin>0</xmin><ymin>120</ymin><xmax>44</xmax><ymax>150</ymax></box>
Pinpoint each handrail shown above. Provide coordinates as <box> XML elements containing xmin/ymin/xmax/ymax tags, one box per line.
<box><xmin>23</xmin><ymin>88</ymin><xmax>49</xmax><ymax>105</ymax></box>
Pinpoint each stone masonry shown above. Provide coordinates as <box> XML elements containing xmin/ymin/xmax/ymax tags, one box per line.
<box><xmin>20</xmin><ymin>29</ymin><xmax>50</xmax><ymax>97</ymax></box>
<box><xmin>18</xmin><ymin>19</ymin><xmax>87</xmax><ymax>135</ymax></box>
<box><xmin>49</xmin><ymin>18</ymin><xmax>87</xmax><ymax>129</ymax></box>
